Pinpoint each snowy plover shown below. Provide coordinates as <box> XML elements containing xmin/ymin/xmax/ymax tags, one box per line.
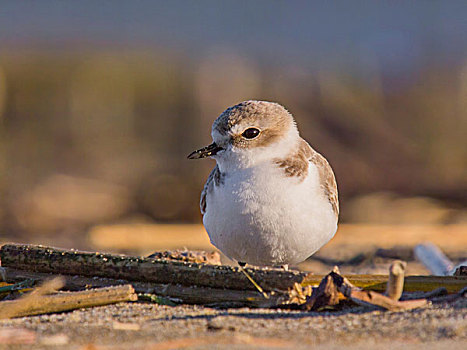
<box><xmin>188</xmin><ymin>101</ymin><xmax>339</xmax><ymax>267</ymax></box>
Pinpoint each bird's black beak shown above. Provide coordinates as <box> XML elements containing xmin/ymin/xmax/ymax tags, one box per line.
<box><xmin>187</xmin><ymin>142</ymin><xmax>223</xmax><ymax>159</ymax></box>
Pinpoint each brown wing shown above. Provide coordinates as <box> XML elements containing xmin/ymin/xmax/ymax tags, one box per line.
<box><xmin>200</xmin><ymin>165</ymin><xmax>223</xmax><ymax>215</ymax></box>
<box><xmin>275</xmin><ymin>139</ymin><xmax>339</xmax><ymax>219</ymax></box>
<box><xmin>274</xmin><ymin>139</ymin><xmax>313</xmax><ymax>179</ymax></box>
<box><xmin>308</xmin><ymin>142</ymin><xmax>339</xmax><ymax>219</ymax></box>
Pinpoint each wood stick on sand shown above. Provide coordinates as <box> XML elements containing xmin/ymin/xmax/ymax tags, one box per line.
<box><xmin>0</xmin><ymin>278</ymin><xmax>137</xmax><ymax>319</ymax></box>
<box><xmin>334</xmin><ymin>265</ymin><xmax>428</xmax><ymax>311</ymax></box>
<box><xmin>386</xmin><ymin>260</ymin><xmax>407</xmax><ymax>300</ymax></box>
<box><xmin>305</xmin><ymin>266</ymin><xmax>428</xmax><ymax>312</ymax></box>
<box><xmin>0</xmin><ymin>244</ymin><xmax>306</xmax><ymax>292</ymax></box>
<box><xmin>2</xmin><ymin>268</ymin><xmax>284</xmax><ymax>308</ymax></box>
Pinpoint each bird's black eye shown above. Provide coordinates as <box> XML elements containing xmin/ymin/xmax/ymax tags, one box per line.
<box><xmin>242</xmin><ymin>128</ymin><xmax>260</xmax><ymax>139</ymax></box>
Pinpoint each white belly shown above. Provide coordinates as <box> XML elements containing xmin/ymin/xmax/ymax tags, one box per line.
<box><xmin>202</xmin><ymin>163</ymin><xmax>337</xmax><ymax>266</ymax></box>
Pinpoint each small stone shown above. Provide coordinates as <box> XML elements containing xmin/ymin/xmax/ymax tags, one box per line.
<box><xmin>207</xmin><ymin>317</ymin><xmax>224</xmax><ymax>331</ymax></box>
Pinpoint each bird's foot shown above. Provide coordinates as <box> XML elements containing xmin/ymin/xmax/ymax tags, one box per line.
<box><xmin>236</xmin><ymin>261</ymin><xmax>269</xmax><ymax>299</ymax></box>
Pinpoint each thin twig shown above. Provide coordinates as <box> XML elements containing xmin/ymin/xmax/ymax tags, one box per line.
<box><xmin>0</xmin><ymin>282</ymin><xmax>137</xmax><ymax>319</ymax></box>
<box><xmin>386</xmin><ymin>260</ymin><xmax>407</xmax><ymax>300</ymax></box>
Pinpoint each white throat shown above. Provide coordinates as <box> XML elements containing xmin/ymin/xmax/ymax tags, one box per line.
<box><xmin>213</xmin><ymin>127</ymin><xmax>300</xmax><ymax>173</ymax></box>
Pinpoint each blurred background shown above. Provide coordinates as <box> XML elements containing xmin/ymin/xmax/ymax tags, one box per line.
<box><xmin>0</xmin><ymin>1</ymin><xmax>465</xmax><ymax>268</ymax></box>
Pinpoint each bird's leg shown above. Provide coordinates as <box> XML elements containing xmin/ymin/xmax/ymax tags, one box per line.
<box><xmin>236</xmin><ymin>261</ymin><xmax>269</xmax><ymax>299</ymax></box>
<box><xmin>272</xmin><ymin>264</ymin><xmax>289</xmax><ymax>271</ymax></box>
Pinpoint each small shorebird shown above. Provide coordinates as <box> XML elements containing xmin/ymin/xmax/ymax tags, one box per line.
<box><xmin>188</xmin><ymin>101</ymin><xmax>339</xmax><ymax>267</ymax></box>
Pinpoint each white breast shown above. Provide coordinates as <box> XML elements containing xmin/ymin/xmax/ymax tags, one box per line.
<box><xmin>202</xmin><ymin>161</ymin><xmax>338</xmax><ymax>266</ymax></box>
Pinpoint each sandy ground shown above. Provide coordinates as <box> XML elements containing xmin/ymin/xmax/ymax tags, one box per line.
<box><xmin>1</xmin><ymin>298</ymin><xmax>466</xmax><ymax>349</ymax></box>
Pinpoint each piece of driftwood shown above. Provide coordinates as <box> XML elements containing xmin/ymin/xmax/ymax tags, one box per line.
<box><xmin>420</xmin><ymin>286</ymin><xmax>466</xmax><ymax>306</ymax></box>
<box><xmin>2</xmin><ymin>268</ymin><xmax>284</xmax><ymax>308</ymax></box>
<box><xmin>400</xmin><ymin>287</ymin><xmax>448</xmax><ymax>300</ymax></box>
<box><xmin>303</xmin><ymin>272</ymin><xmax>341</xmax><ymax>311</ymax></box>
<box><xmin>0</xmin><ymin>277</ymin><xmax>64</xmax><ymax>318</ymax></box>
<box><xmin>146</xmin><ymin>250</ymin><xmax>221</xmax><ymax>265</ymax></box>
<box><xmin>414</xmin><ymin>243</ymin><xmax>454</xmax><ymax>276</ymax></box>
<box><xmin>302</xmin><ymin>273</ymin><xmax>466</xmax><ymax>293</ymax></box>
<box><xmin>386</xmin><ymin>260</ymin><xmax>406</xmax><ymax>300</ymax></box>
<box><xmin>304</xmin><ymin>266</ymin><xmax>428</xmax><ymax>312</ymax></box>
<box><xmin>2</xmin><ymin>244</ymin><xmax>466</xmax><ymax>295</ymax></box>
<box><xmin>0</xmin><ymin>278</ymin><xmax>137</xmax><ymax>319</ymax></box>
<box><xmin>331</xmin><ymin>269</ymin><xmax>428</xmax><ymax>311</ymax></box>
<box><xmin>345</xmin><ymin>289</ymin><xmax>428</xmax><ymax>311</ymax></box>
<box><xmin>0</xmin><ymin>244</ymin><xmax>305</xmax><ymax>292</ymax></box>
